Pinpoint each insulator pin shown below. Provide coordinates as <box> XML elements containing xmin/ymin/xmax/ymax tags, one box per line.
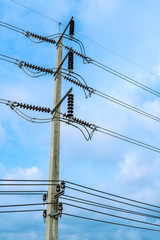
<box><xmin>68</xmin><ymin>52</ymin><xmax>74</xmax><ymax>71</ymax></box>
<box><xmin>67</xmin><ymin>93</ymin><xmax>74</xmax><ymax>118</ymax></box>
<box><xmin>61</xmin><ymin>181</ymin><xmax>65</xmax><ymax>190</ymax></box>
<box><xmin>58</xmin><ymin>203</ymin><xmax>63</xmax><ymax>212</ymax></box>
<box><xmin>56</xmin><ymin>184</ymin><xmax>61</xmax><ymax>192</ymax></box>
<box><xmin>69</xmin><ymin>19</ymin><xmax>75</xmax><ymax>36</ymax></box>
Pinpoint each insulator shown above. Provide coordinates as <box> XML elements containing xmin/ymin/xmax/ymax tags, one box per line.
<box><xmin>23</xmin><ymin>104</ymin><xmax>26</xmax><ymax>109</ymax></box>
<box><xmin>35</xmin><ymin>106</ymin><xmax>38</xmax><ymax>111</ymax></box>
<box><xmin>69</xmin><ymin>19</ymin><xmax>74</xmax><ymax>36</ymax></box>
<box><xmin>32</xmin><ymin>105</ymin><xmax>36</xmax><ymax>111</ymax></box>
<box><xmin>41</xmin><ymin>107</ymin><xmax>45</xmax><ymax>112</ymax></box>
<box><xmin>43</xmin><ymin>210</ymin><xmax>47</xmax><ymax>218</ymax></box>
<box><xmin>47</xmin><ymin>108</ymin><xmax>51</xmax><ymax>113</ymax></box>
<box><xmin>67</xmin><ymin>93</ymin><xmax>74</xmax><ymax>118</ymax></box>
<box><xmin>38</xmin><ymin>107</ymin><xmax>42</xmax><ymax>112</ymax></box>
<box><xmin>43</xmin><ymin>193</ymin><xmax>47</xmax><ymax>202</ymax></box>
<box><xmin>26</xmin><ymin>104</ymin><xmax>29</xmax><ymax>109</ymax></box>
<box><xmin>58</xmin><ymin>203</ymin><xmax>63</xmax><ymax>212</ymax></box>
<box><xmin>56</xmin><ymin>184</ymin><xmax>60</xmax><ymax>192</ymax></box>
<box><xmin>61</xmin><ymin>181</ymin><xmax>65</xmax><ymax>190</ymax></box>
<box><xmin>68</xmin><ymin>52</ymin><xmax>74</xmax><ymax>71</ymax></box>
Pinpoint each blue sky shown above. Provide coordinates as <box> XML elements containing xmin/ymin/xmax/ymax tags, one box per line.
<box><xmin>1</xmin><ymin>0</ymin><xmax>160</xmax><ymax>239</ymax></box>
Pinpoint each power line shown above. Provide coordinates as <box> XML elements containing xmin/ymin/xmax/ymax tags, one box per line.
<box><xmin>8</xmin><ymin>0</ymin><xmax>61</xmax><ymax>25</ymax></box>
<box><xmin>93</xmin><ymin>90</ymin><xmax>160</xmax><ymax>123</ymax></box>
<box><xmin>1</xmin><ymin>21</ymin><xmax>160</xmax><ymax>98</ymax></box>
<box><xmin>65</xmin><ymin>181</ymin><xmax>160</xmax><ymax>209</ymax></box>
<box><xmin>0</xmin><ymin>209</ymin><xmax>44</xmax><ymax>213</ymax></box>
<box><xmin>63</xmin><ymin>202</ymin><xmax>160</xmax><ymax>227</ymax></box>
<box><xmin>1</xmin><ymin>53</ymin><xmax>160</xmax><ymax>127</ymax></box>
<box><xmin>65</xmin><ymin>186</ymin><xmax>160</xmax><ymax>214</ymax></box>
<box><xmin>61</xmin><ymin>195</ymin><xmax>160</xmax><ymax>220</ymax></box>
<box><xmin>7</xmin><ymin>1</ymin><xmax>160</xmax><ymax>80</ymax></box>
<box><xmin>62</xmin><ymin>213</ymin><xmax>160</xmax><ymax>232</ymax></box>
<box><xmin>1</xmin><ymin>98</ymin><xmax>160</xmax><ymax>153</ymax></box>
<box><xmin>92</xmin><ymin>60</ymin><xmax>160</xmax><ymax>97</ymax></box>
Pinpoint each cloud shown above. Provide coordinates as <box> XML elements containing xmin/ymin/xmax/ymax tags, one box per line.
<box><xmin>118</xmin><ymin>153</ymin><xmax>147</xmax><ymax>182</ymax></box>
<box><xmin>4</xmin><ymin>166</ymin><xmax>43</xmax><ymax>180</ymax></box>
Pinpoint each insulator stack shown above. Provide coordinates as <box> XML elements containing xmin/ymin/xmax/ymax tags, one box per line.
<box><xmin>68</xmin><ymin>52</ymin><xmax>74</xmax><ymax>71</ymax></box>
<box><xmin>67</xmin><ymin>94</ymin><xmax>74</xmax><ymax>118</ymax></box>
<box><xmin>69</xmin><ymin>19</ymin><xmax>74</xmax><ymax>36</ymax></box>
<box><xmin>43</xmin><ymin>210</ymin><xmax>47</xmax><ymax>222</ymax></box>
<box><xmin>64</xmin><ymin>76</ymin><xmax>90</xmax><ymax>91</ymax></box>
<box><xmin>26</xmin><ymin>32</ymin><xmax>56</xmax><ymax>44</ymax></box>
<box><xmin>63</xmin><ymin>113</ymin><xmax>92</xmax><ymax>128</ymax></box>
<box><xmin>16</xmin><ymin>102</ymin><xmax>51</xmax><ymax>113</ymax></box>
<box><xmin>23</xmin><ymin>62</ymin><xmax>54</xmax><ymax>74</ymax></box>
<box><xmin>64</xmin><ymin>45</ymin><xmax>90</xmax><ymax>61</ymax></box>
<box><xmin>56</xmin><ymin>184</ymin><xmax>61</xmax><ymax>193</ymax></box>
<box><xmin>61</xmin><ymin>181</ymin><xmax>65</xmax><ymax>190</ymax></box>
<box><xmin>58</xmin><ymin>203</ymin><xmax>63</xmax><ymax>212</ymax></box>
<box><xmin>43</xmin><ymin>193</ymin><xmax>48</xmax><ymax>202</ymax></box>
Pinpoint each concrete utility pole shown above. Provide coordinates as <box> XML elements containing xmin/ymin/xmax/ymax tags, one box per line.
<box><xmin>45</xmin><ymin>37</ymin><xmax>63</xmax><ymax>240</ymax></box>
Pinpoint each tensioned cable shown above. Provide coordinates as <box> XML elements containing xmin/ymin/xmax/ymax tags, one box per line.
<box><xmin>62</xmin><ymin>213</ymin><xmax>160</xmax><ymax>232</ymax></box>
<box><xmin>8</xmin><ymin>0</ymin><xmax>61</xmax><ymax>25</ymax></box>
<box><xmin>1</xmin><ymin>53</ymin><xmax>160</xmax><ymax>126</ymax></box>
<box><xmin>65</xmin><ymin>186</ymin><xmax>160</xmax><ymax>214</ymax></box>
<box><xmin>0</xmin><ymin>209</ymin><xmax>44</xmax><ymax>213</ymax></box>
<box><xmin>8</xmin><ymin>0</ymin><xmax>160</xmax><ymax>80</ymax></box>
<box><xmin>1</xmin><ymin>179</ymin><xmax>160</xmax><ymax>210</ymax></box>
<box><xmin>0</xmin><ymin>193</ymin><xmax>45</xmax><ymax>195</ymax></box>
<box><xmin>93</xmin><ymin>90</ymin><xmax>160</xmax><ymax>123</ymax></box>
<box><xmin>0</xmin><ymin>183</ymin><xmax>55</xmax><ymax>187</ymax></box>
<box><xmin>63</xmin><ymin>202</ymin><xmax>160</xmax><ymax>227</ymax></box>
<box><xmin>61</xmin><ymin>196</ymin><xmax>160</xmax><ymax>220</ymax></box>
<box><xmin>1</xmin><ymin>98</ymin><xmax>160</xmax><ymax>153</ymax></box>
<box><xmin>65</xmin><ymin>181</ymin><xmax>160</xmax><ymax>209</ymax></box>
<box><xmin>1</xmin><ymin>21</ymin><xmax>160</xmax><ymax>98</ymax></box>
<box><xmin>95</xmin><ymin>126</ymin><xmax>160</xmax><ymax>154</ymax></box>
<box><xmin>92</xmin><ymin>60</ymin><xmax>160</xmax><ymax>98</ymax></box>
<box><xmin>0</xmin><ymin>202</ymin><xmax>54</xmax><ymax>208</ymax></box>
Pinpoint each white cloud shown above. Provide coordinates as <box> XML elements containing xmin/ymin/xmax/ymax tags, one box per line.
<box><xmin>119</xmin><ymin>153</ymin><xmax>147</xmax><ymax>182</ymax></box>
<box><xmin>4</xmin><ymin>166</ymin><xmax>42</xmax><ymax>180</ymax></box>
<box><xmin>80</xmin><ymin>0</ymin><xmax>120</xmax><ymax>24</ymax></box>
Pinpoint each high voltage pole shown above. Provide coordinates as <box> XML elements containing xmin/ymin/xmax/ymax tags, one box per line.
<box><xmin>45</xmin><ymin>18</ymin><xmax>74</xmax><ymax>240</ymax></box>
<box><xmin>45</xmin><ymin>37</ymin><xmax>63</xmax><ymax>240</ymax></box>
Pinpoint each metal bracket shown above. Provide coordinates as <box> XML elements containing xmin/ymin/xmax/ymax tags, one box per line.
<box><xmin>50</xmin><ymin>212</ymin><xmax>62</xmax><ymax>219</ymax></box>
<box><xmin>54</xmin><ymin>190</ymin><xmax>65</xmax><ymax>199</ymax></box>
<box><xmin>51</xmin><ymin>87</ymin><xmax>73</xmax><ymax>114</ymax></box>
<box><xmin>54</xmin><ymin>51</ymin><xmax>70</xmax><ymax>77</ymax></box>
<box><xmin>56</xmin><ymin>16</ymin><xmax>73</xmax><ymax>47</ymax></box>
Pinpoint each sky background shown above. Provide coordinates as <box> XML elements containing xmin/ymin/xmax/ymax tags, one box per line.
<box><xmin>1</xmin><ymin>0</ymin><xmax>160</xmax><ymax>239</ymax></box>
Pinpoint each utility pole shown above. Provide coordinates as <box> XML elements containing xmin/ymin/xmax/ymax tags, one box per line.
<box><xmin>45</xmin><ymin>36</ymin><xmax>63</xmax><ymax>240</ymax></box>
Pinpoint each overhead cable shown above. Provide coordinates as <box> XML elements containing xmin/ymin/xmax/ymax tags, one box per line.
<box><xmin>62</xmin><ymin>213</ymin><xmax>160</xmax><ymax>232</ymax></box>
<box><xmin>62</xmin><ymin>202</ymin><xmax>160</xmax><ymax>227</ymax></box>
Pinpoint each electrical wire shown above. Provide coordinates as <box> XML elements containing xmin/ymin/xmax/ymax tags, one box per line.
<box><xmin>1</xmin><ymin>98</ymin><xmax>160</xmax><ymax>153</ymax></box>
<box><xmin>8</xmin><ymin>0</ymin><xmax>61</xmax><ymax>25</ymax></box>
<box><xmin>1</xmin><ymin>52</ymin><xmax>160</xmax><ymax>127</ymax></box>
<box><xmin>93</xmin><ymin>90</ymin><xmax>160</xmax><ymax>123</ymax></box>
<box><xmin>65</xmin><ymin>181</ymin><xmax>160</xmax><ymax>209</ymax></box>
<box><xmin>8</xmin><ymin>0</ymin><xmax>160</xmax><ymax>80</ymax></box>
<box><xmin>0</xmin><ymin>203</ymin><xmax>54</xmax><ymax>208</ymax></box>
<box><xmin>0</xmin><ymin>209</ymin><xmax>44</xmax><ymax>213</ymax></box>
<box><xmin>65</xmin><ymin>186</ymin><xmax>160</xmax><ymax>214</ymax></box>
<box><xmin>62</xmin><ymin>202</ymin><xmax>160</xmax><ymax>227</ymax></box>
<box><xmin>62</xmin><ymin>213</ymin><xmax>160</xmax><ymax>232</ymax></box>
<box><xmin>61</xmin><ymin>195</ymin><xmax>160</xmax><ymax>220</ymax></box>
<box><xmin>92</xmin><ymin>60</ymin><xmax>160</xmax><ymax>97</ymax></box>
<box><xmin>1</xmin><ymin>20</ymin><xmax>160</xmax><ymax>98</ymax></box>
